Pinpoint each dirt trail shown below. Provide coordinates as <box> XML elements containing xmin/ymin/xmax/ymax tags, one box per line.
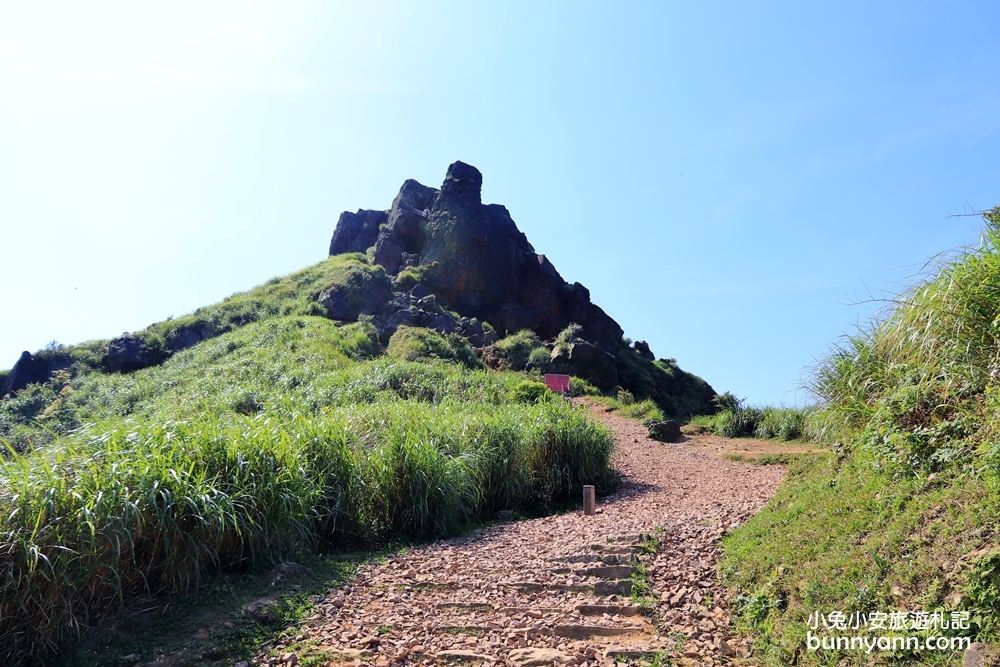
<box><xmin>286</xmin><ymin>404</ymin><xmax>785</xmax><ymax>667</ymax></box>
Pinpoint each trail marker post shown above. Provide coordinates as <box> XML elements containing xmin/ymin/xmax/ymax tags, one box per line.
<box><xmin>583</xmin><ymin>485</ymin><xmax>596</xmax><ymax>516</ymax></box>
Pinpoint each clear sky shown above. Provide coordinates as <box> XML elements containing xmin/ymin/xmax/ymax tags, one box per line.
<box><xmin>2</xmin><ymin>2</ymin><xmax>999</xmax><ymax>406</ymax></box>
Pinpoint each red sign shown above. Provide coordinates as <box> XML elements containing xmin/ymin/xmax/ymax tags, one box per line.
<box><xmin>544</xmin><ymin>374</ymin><xmax>571</xmax><ymax>394</ymax></box>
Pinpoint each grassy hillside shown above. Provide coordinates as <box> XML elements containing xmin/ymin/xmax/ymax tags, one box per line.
<box><xmin>722</xmin><ymin>209</ymin><xmax>1000</xmax><ymax>665</ymax></box>
<box><xmin>0</xmin><ymin>256</ymin><xmax>618</xmax><ymax>666</ymax></box>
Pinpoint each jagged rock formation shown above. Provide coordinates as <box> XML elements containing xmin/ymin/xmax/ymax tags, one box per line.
<box><xmin>330</xmin><ymin>161</ymin><xmax>717</xmax><ymax>415</ymax></box>
<box><xmin>332</xmin><ymin>161</ymin><xmax>623</xmax><ymax>353</ymax></box>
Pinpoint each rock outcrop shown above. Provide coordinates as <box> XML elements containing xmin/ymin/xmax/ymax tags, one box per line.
<box><xmin>329</xmin><ymin>209</ymin><xmax>387</xmax><ymax>256</ymax></box>
<box><xmin>328</xmin><ymin>162</ymin><xmax>718</xmax><ymax>415</ymax></box>
<box><xmin>330</xmin><ymin>161</ymin><xmax>623</xmax><ymax>353</ymax></box>
<box><xmin>106</xmin><ymin>335</ymin><xmax>156</xmax><ymax>374</ymax></box>
<box><xmin>1</xmin><ymin>351</ymin><xmax>48</xmax><ymax>397</ymax></box>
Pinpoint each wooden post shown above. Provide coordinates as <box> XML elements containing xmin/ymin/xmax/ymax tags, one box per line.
<box><xmin>583</xmin><ymin>485</ymin><xmax>596</xmax><ymax>516</ymax></box>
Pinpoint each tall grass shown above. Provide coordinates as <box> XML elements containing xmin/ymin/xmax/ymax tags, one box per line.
<box><xmin>811</xmin><ymin>207</ymin><xmax>1000</xmax><ymax>470</ymax></box>
<box><xmin>720</xmin><ymin>209</ymin><xmax>1000</xmax><ymax>664</ymax></box>
<box><xmin>696</xmin><ymin>393</ymin><xmax>812</xmax><ymax>441</ymax></box>
<box><xmin>0</xmin><ymin>317</ymin><xmax>615</xmax><ymax>665</ymax></box>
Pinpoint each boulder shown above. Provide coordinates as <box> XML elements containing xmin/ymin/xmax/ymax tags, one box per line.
<box><xmin>648</xmin><ymin>420</ymin><xmax>682</xmax><ymax>442</ymax></box>
<box><xmin>456</xmin><ymin>317</ymin><xmax>497</xmax><ymax>348</ymax></box>
<box><xmin>107</xmin><ymin>335</ymin><xmax>154</xmax><ymax>373</ymax></box>
<box><xmin>329</xmin><ymin>209</ymin><xmax>387</xmax><ymax>255</ymax></box>
<box><xmin>549</xmin><ymin>326</ymin><xmax>619</xmax><ymax>391</ymax></box>
<box><xmin>380</xmin><ymin>305</ymin><xmax>457</xmax><ymax>340</ymax></box>
<box><xmin>633</xmin><ymin>340</ymin><xmax>655</xmax><ymax>360</ymax></box>
<box><xmin>964</xmin><ymin>643</ymin><xmax>1000</xmax><ymax>667</ymax></box>
<box><xmin>373</xmin><ymin>235</ymin><xmax>406</xmax><ymax>276</ymax></box>
<box><xmin>2</xmin><ymin>351</ymin><xmax>49</xmax><ymax>396</ymax></box>
<box><xmin>165</xmin><ymin>325</ymin><xmax>206</xmax><ymax>352</ymax></box>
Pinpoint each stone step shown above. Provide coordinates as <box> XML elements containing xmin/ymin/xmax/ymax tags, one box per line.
<box><xmin>549</xmin><ymin>554</ymin><xmax>636</xmax><ymax>577</ymax></box>
<box><xmin>593</xmin><ymin>579</ymin><xmax>633</xmax><ymax>596</ymax></box>
<box><xmin>401</xmin><ymin>581</ymin><xmax>456</xmax><ymax>591</ymax></box>
<box><xmin>599</xmin><ymin>553</ymin><xmax>637</xmax><ymax>565</ymax></box>
<box><xmin>603</xmin><ymin>647</ymin><xmax>659</xmax><ymax>661</ymax></box>
<box><xmin>611</xmin><ymin>533</ymin><xmax>650</xmax><ymax>544</ymax></box>
<box><xmin>589</xmin><ymin>544</ymin><xmax>641</xmax><ymax>555</ymax></box>
<box><xmin>505</xmin><ymin>582</ymin><xmax>591</xmax><ymax>594</ymax></box>
<box><xmin>434</xmin><ymin>602</ymin><xmax>494</xmax><ymax>612</ymax></box>
<box><xmin>574</xmin><ymin>604</ymin><xmax>643</xmax><ymax>617</ymax></box>
<box><xmin>553</xmin><ymin>625</ymin><xmax>642</xmax><ymax>639</ymax></box>
<box><xmin>574</xmin><ymin>565</ymin><xmax>637</xmax><ymax>579</ymax></box>
<box><xmin>503</xmin><ymin>579</ymin><xmax>633</xmax><ymax>596</ymax></box>
<box><xmin>508</xmin><ymin>648</ymin><xmax>573</xmax><ymax>666</ymax></box>
<box><xmin>548</xmin><ymin>554</ymin><xmax>602</xmax><ymax>564</ymax></box>
<box><xmin>499</xmin><ymin>607</ymin><xmax>563</xmax><ymax>616</ymax></box>
<box><xmin>436</xmin><ymin>625</ymin><xmax>491</xmax><ymax>635</ymax></box>
<box><xmin>436</xmin><ymin>650</ymin><xmax>492</xmax><ymax>663</ymax></box>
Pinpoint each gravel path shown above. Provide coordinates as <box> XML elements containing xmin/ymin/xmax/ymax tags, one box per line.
<box><xmin>283</xmin><ymin>404</ymin><xmax>784</xmax><ymax>667</ymax></box>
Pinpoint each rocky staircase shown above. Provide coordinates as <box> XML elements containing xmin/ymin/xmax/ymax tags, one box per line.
<box><xmin>301</xmin><ymin>534</ymin><xmax>671</xmax><ymax>666</ymax></box>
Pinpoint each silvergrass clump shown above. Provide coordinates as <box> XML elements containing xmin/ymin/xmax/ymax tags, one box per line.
<box><xmin>810</xmin><ymin>206</ymin><xmax>1000</xmax><ymax>470</ymax></box>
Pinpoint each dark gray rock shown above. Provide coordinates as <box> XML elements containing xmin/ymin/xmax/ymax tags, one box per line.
<box><xmin>385</xmin><ymin>179</ymin><xmax>438</xmax><ymax>253</ymax></box>
<box><xmin>456</xmin><ymin>317</ymin><xmax>497</xmax><ymax>347</ymax></box>
<box><xmin>373</xmin><ymin>235</ymin><xmax>405</xmax><ymax>276</ymax></box>
<box><xmin>267</xmin><ymin>561</ymin><xmax>313</xmax><ymax>586</ymax></box>
<box><xmin>107</xmin><ymin>335</ymin><xmax>154</xmax><ymax>373</ymax></box>
<box><xmin>166</xmin><ymin>325</ymin><xmax>206</xmax><ymax>352</ymax></box>
<box><xmin>633</xmin><ymin>340</ymin><xmax>655</xmax><ymax>361</ymax></box>
<box><xmin>318</xmin><ymin>288</ymin><xmax>352</xmax><ymax>321</ymax></box>
<box><xmin>648</xmin><ymin>420</ymin><xmax>682</xmax><ymax>443</ymax></box>
<box><xmin>568</xmin><ymin>341</ymin><xmax>597</xmax><ymax>366</ymax></box>
<box><xmin>549</xmin><ymin>326</ymin><xmax>619</xmax><ymax>391</ymax></box>
<box><xmin>416</xmin><ymin>295</ymin><xmax>439</xmax><ymax>311</ymax></box>
<box><xmin>402</xmin><ymin>252</ymin><xmax>420</xmax><ymax>267</ymax></box>
<box><xmin>380</xmin><ymin>306</ymin><xmax>457</xmax><ymax>340</ymax></box>
<box><xmin>2</xmin><ymin>351</ymin><xmax>49</xmax><ymax>396</ymax></box>
<box><xmin>329</xmin><ymin>209</ymin><xmax>387</xmax><ymax>255</ymax></box>
<box><xmin>410</xmin><ymin>283</ymin><xmax>429</xmax><ymax>299</ymax></box>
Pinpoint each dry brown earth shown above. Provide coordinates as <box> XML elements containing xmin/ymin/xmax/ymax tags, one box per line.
<box><xmin>275</xmin><ymin>403</ymin><xmax>786</xmax><ymax>667</ymax></box>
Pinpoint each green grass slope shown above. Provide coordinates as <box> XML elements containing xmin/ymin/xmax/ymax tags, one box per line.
<box><xmin>722</xmin><ymin>209</ymin><xmax>1000</xmax><ymax>665</ymax></box>
<box><xmin>0</xmin><ymin>257</ymin><xmax>617</xmax><ymax>666</ymax></box>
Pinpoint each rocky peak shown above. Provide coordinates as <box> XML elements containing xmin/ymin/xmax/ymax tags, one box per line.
<box><xmin>331</xmin><ymin>161</ymin><xmax>624</xmax><ymax>352</ymax></box>
<box><xmin>439</xmin><ymin>161</ymin><xmax>483</xmax><ymax>203</ymax></box>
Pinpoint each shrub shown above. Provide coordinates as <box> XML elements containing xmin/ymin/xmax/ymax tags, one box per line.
<box><xmin>387</xmin><ymin>326</ymin><xmax>482</xmax><ymax>369</ymax></box>
<box><xmin>616</xmin><ymin>388</ymin><xmax>635</xmax><ymax>405</ymax></box>
<box><xmin>509</xmin><ymin>380</ymin><xmax>553</xmax><ymax>404</ymax></box>
<box><xmin>486</xmin><ymin>330</ymin><xmax>547</xmax><ymax>371</ymax></box>
<box><xmin>568</xmin><ymin>377</ymin><xmax>600</xmax><ymax>397</ymax></box>
<box><xmin>528</xmin><ymin>346</ymin><xmax>551</xmax><ymax>371</ymax></box>
<box><xmin>394</xmin><ymin>264</ymin><xmax>434</xmax><ymax>292</ymax></box>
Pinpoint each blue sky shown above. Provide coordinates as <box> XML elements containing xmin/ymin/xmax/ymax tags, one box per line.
<box><xmin>2</xmin><ymin>2</ymin><xmax>998</xmax><ymax>405</ymax></box>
